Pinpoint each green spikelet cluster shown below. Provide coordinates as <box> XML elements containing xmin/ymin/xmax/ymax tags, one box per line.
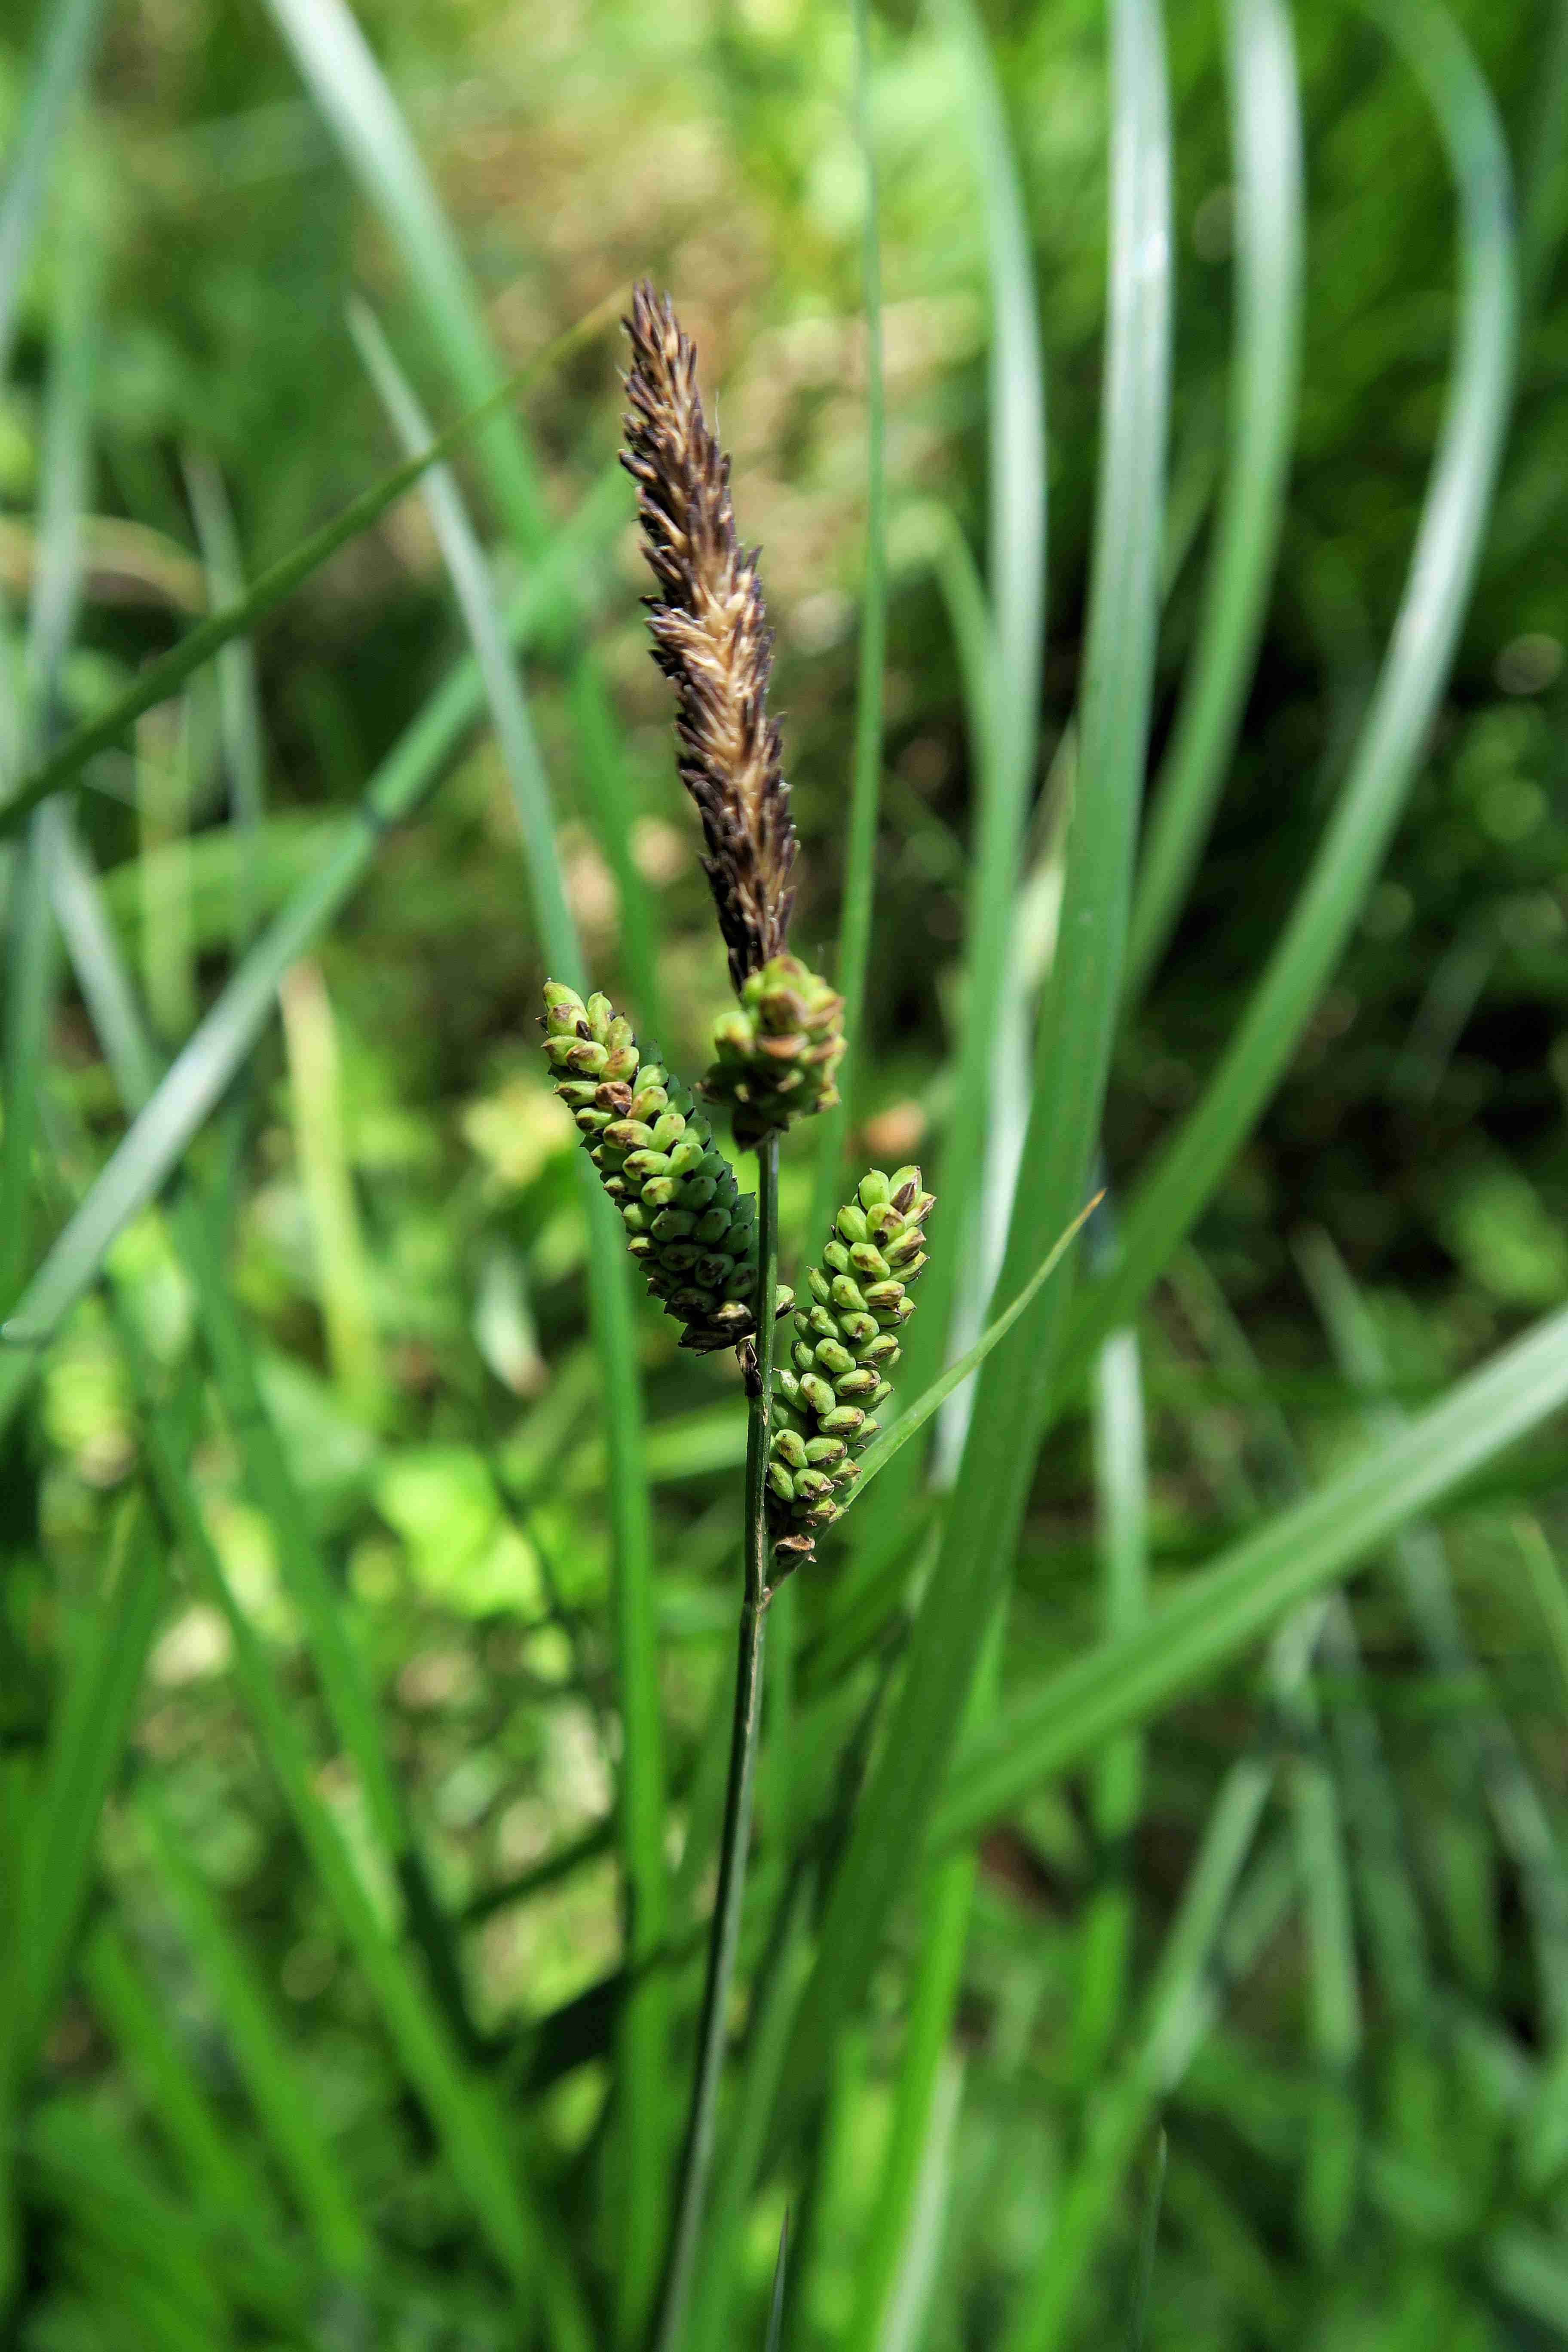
<box><xmin>704</xmin><ymin>954</ymin><xmax>845</xmax><ymax>1151</ymax></box>
<box><xmin>766</xmin><ymin>1165</ymin><xmax>934</xmax><ymax>1562</ymax></box>
<box><xmin>542</xmin><ymin>982</ymin><xmax>792</xmax><ymax>1354</ymax></box>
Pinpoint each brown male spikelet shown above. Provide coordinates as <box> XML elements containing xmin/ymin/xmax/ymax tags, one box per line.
<box><xmin>622</xmin><ymin>281</ymin><xmax>797</xmax><ymax>992</ymax></box>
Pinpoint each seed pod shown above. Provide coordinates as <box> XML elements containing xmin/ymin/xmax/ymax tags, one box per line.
<box><xmin>542</xmin><ymin>981</ymin><xmax>792</xmax><ymax>1353</ymax></box>
<box><xmin>702</xmin><ymin>954</ymin><xmax>846</xmax><ymax>1150</ymax></box>
<box><xmin>765</xmin><ymin>1164</ymin><xmax>935</xmax><ymax>1563</ymax></box>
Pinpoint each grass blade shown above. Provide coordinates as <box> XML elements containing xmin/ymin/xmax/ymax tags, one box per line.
<box><xmin>764</xmin><ymin>2211</ymin><xmax>789</xmax><ymax>2352</ymax></box>
<box><xmin>0</xmin><ymin>0</ymin><xmax>101</xmax><ymax>380</ymax></box>
<box><xmin>1002</xmin><ymin>1762</ymin><xmax>1274</xmax><ymax>2352</ymax></box>
<box><xmin>139</xmin><ymin>1792</ymin><xmax>368</xmax><ymax>2277</ymax></box>
<box><xmin>1063</xmin><ymin>0</ymin><xmax>1516</xmax><ymax>1372</ymax></box>
<box><xmin>263</xmin><ymin>0</ymin><xmax>665</xmax><ymax>1032</ymax></box>
<box><xmin>1070</xmin><ymin>1304</ymin><xmax>1150</xmax><ymax>2077</ymax></box>
<box><xmin>79</xmin><ymin>1922</ymin><xmax>281</xmax><ymax>2241</ymax></box>
<box><xmin>849</xmin><ymin>1192</ymin><xmax>1100</xmax><ymax>1501</ymax></box>
<box><xmin>1124</xmin><ymin>0</ymin><xmax>1304</xmax><ymax>995</ymax></box>
<box><xmin>806</xmin><ymin>0</ymin><xmax>887</xmax><ymax>1228</ymax></box>
<box><xmin>118</xmin><ymin>1322</ymin><xmax>591</xmax><ymax>2345</ymax></box>
<box><xmin>17</xmin><ymin>1502</ymin><xmax>165</xmax><ymax>2061</ymax></box>
<box><xmin>1295</xmin><ymin>1225</ymin><xmax>1568</xmax><ymax>2040</ymax></box>
<box><xmin>0</xmin><ymin>297</ymin><xmax>621</xmax><ymax>831</ymax></box>
<box><xmin>937</xmin><ymin>1292</ymin><xmax>1568</xmax><ymax>1846</ymax></box>
<box><xmin>352</xmin><ymin>298</ymin><xmax>666</xmax><ymax>2336</ymax></box>
<box><xmin>874</xmin><ymin>0</ymin><xmax>1046</xmax><ymax>1487</ymax></box>
<box><xmin>772</xmin><ymin>0</ymin><xmax>1172</xmax><ymax>2132</ymax></box>
<box><xmin>0</xmin><ymin>470</ymin><xmax>625</xmax><ymax>1425</ymax></box>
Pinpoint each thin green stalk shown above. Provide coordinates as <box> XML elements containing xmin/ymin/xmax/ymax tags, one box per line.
<box><xmin>652</xmin><ymin>1135</ymin><xmax>779</xmax><ymax>2352</ymax></box>
<box><xmin>807</xmin><ymin>0</ymin><xmax>886</xmax><ymax>1239</ymax></box>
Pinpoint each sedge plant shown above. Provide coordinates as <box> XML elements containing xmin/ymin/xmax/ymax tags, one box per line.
<box><xmin>540</xmin><ymin>287</ymin><xmax>937</xmax><ymax>2349</ymax></box>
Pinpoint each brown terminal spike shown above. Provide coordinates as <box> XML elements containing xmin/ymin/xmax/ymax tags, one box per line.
<box><xmin>621</xmin><ymin>280</ymin><xmax>798</xmax><ymax>991</ymax></box>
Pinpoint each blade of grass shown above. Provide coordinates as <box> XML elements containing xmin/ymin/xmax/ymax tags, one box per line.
<box><xmin>1514</xmin><ymin>1516</ymin><xmax>1568</xmax><ymax>1713</ymax></box>
<box><xmin>687</xmin><ymin>1871</ymin><xmax>815</xmax><ymax>2352</ymax></box>
<box><xmin>0</xmin><ymin>295</ymin><xmax>623</xmax><ymax>832</ymax></box>
<box><xmin>261</xmin><ymin>0</ymin><xmax>665</xmax><ymax>1035</ymax></box>
<box><xmin>1124</xmin><ymin>0</ymin><xmax>1303</xmax><ymax>998</ymax></box>
<box><xmin>841</xmin><ymin>1608</ymin><xmax>1004</xmax><ymax>2352</ymax></box>
<box><xmin>764</xmin><ymin>2216</ymin><xmax>790</xmax><ymax>2352</ymax></box>
<box><xmin>870</xmin><ymin>0</ymin><xmax>1046</xmax><ymax>1497</ymax></box>
<box><xmin>278</xmin><ymin>957</ymin><xmax>381</xmax><ymax>1420</ymax></box>
<box><xmin>937</xmin><ymin>1291</ymin><xmax>1568</xmax><ymax>1847</ymax></box>
<box><xmin>138</xmin><ymin>1790</ymin><xmax>369</xmax><ymax>2278</ymax></box>
<box><xmin>351</xmin><ymin>297</ymin><xmax>667</xmax><ymax>2336</ymax></box>
<box><xmin>772</xmin><ymin>0</ymin><xmax>1171</xmax><ymax>2138</ymax></box>
<box><xmin>1061</xmin><ymin>0</ymin><xmax>1516</xmax><ymax>1376</ymax></box>
<box><xmin>1001</xmin><ymin>1758</ymin><xmax>1276</xmax><ymax>2352</ymax></box>
<box><xmin>1070</xmin><ymin>1305</ymin><xmax>1150</xmax><ymax>2079</ymax></box>
<box><xmin>79</xmin><ymin>1921</ymin><xmax>284</xmax><ymax>2245</ymax></box>
<box><xmin>181</xmin><ymin>452</ymin><xmax>267</xmax><ymax>1217</ymax></box>
<box><xmin>0</xmin><ymin>141</ymin><xmax>95</xmax><ymax>1311</ymax></box>
<box><xmin>16</xmin><ymin>1500</ymin><xmax>166</xmax><ymax>2062</ymax></box>
<box><xmin>0</xmin><ymin>0</ymin><xmax>101</xmax><ymax>381</ymax></box>
<box><xmin>1126</xmin><ymin>2131</ymin><xmax>1167</xmax><ymax>2352</ymax></box>
<box><xmin>806</xmin><ymin>0</ymin><xmax>887</xmax><ymax>1234</ymax></box>
<box><xmin>0</xmin><ymin>466</ymin><xmax>626</xmax><ymax>1426</ymax></box>
<box><xmin>848</xmin><ymin>1194</ymin><xmax>1101</xmax><ymax>1504</ymax></box>
<box><xmin>116</xmin><ymin>1319</ymin><xmax>592</xmax><ymax>2346</ymax></box>
<box><xmin>1295</xmin><ymin>1226</ymin><xmax>1568</xmax><ymax>2040</ymax></box>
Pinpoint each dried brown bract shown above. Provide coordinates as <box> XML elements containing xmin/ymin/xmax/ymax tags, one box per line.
<box><xmin>622</xmin><ymin>281</ymin><xmax>797</xmax><ymax>991</ymax></box>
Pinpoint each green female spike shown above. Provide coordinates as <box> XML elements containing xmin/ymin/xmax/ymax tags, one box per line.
<box><xmin>542</xmin><ymin>981</ymin><xmax>792</xmax><ymax>1354</ymax></box>
<box><xmin>766</xmin><ymin>1164</ymin><xmax>934</xmax><ymax>1562</ymax></box>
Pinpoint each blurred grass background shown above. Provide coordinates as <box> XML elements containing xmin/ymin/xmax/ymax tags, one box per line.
<box><xmin>7</xmin><ymin>0</ymin><xmax>1568</xmax><ymax>2345</ymax></box>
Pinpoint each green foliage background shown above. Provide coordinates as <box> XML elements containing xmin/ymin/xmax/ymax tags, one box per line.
<box><xmin>6</xmin><ymin>0</ymin><xmax>1568</xmax><ymax>2346</ymax></box>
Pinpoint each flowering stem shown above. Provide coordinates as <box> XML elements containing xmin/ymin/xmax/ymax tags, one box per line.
<box><xmin>652</xmin><ymin>1136</ymin><xmax>778</xmax><ymax>2352</ymax></box>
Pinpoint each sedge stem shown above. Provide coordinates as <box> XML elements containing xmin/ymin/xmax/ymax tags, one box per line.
<box><xmin>651</xmin><ymin>1134</ymin><xmax>779</xmax><ymax>2352</ymax></box>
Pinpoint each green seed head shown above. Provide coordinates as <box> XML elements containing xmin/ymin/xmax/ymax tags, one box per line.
<box><xmin>541</xmin><ymin>983</ymin><xmax>793</xmax><ymax>1358</ymax></box>
<box><xmin>701</xmin><ymin>954</ymin><xmax>846</xmax><ymax>1150</ymax></box>
<box><xmin>764</xmin><ymin>1164</ymin><xmax>935</xmax><ymax>1563</ymax></box>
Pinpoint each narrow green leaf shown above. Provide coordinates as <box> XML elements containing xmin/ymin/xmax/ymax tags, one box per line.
<box><xmin>869</xmin><ymin>0</ymin><xmax>1046</xmax><ymax>1502</ymax></box>
<box><xmin>0</xmin><ymin>297</ymin><xmax>621</xmax><ymax>831</ymax></box>
<box><xmin>807</xmin><ymin>0</ymin><xmax>888</xmax><ymax>1233</ymax></box>
<box><xmin>0</xmin><ymin>471</ymin><xmax>624</xmax><ymax>1427</ymax></box>
<box><xmin>849</xmin><ymin>1192</ymin><xmax>1101</xmax><ymax>1501</ymax></box>
<box><xmin>80</xmin><ymin>1922</ymin><xmax>282</xmax><ymax>2241</ymax></box>
<box><xmin>353</xmin><ymin>298</ymin><xmax>666</xmax><ymax>2336</ymax></box>
<box><xmin>140</xmin><ymin>1793</ymin><xmax>368</xmax><ymax>2278</ymax></box>
<box><xmin>19</xmin><ymin>1501</ymin><xmax>165</xmax><ymax>2063</ymax></box>
<box><xmin>764</xmin><ymin>2211</ymin><xmax>789</xmax><ymax>2352</ymax></box>
<box><xmin>0</xmin><ymin>0</ymin><xmax>101</xmax><ymax>380</ymax></box>
<box><xmin>772</xmin><ymin>0</ymin><xmax>1172</xmax><ymax>2133</ymax></box>
<box><xmin>263</xmin><ymin>0</ymin><xmax>666</xmax><ymax>1032</ymax></box>
<box><xmin>1063</xmin><ymin>0</ymin><xmax>1517</xmax><ymax>1375</ymax></box>
<box><xmin>1125</xmin><ymin>0</ymin><xmax>1303</xmax><ymax>995</ymax></box>
<box><xmin>937</xmin><ymin>1293</ymin><xmax>1568</xmax><ymax>1847</ymax></box>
